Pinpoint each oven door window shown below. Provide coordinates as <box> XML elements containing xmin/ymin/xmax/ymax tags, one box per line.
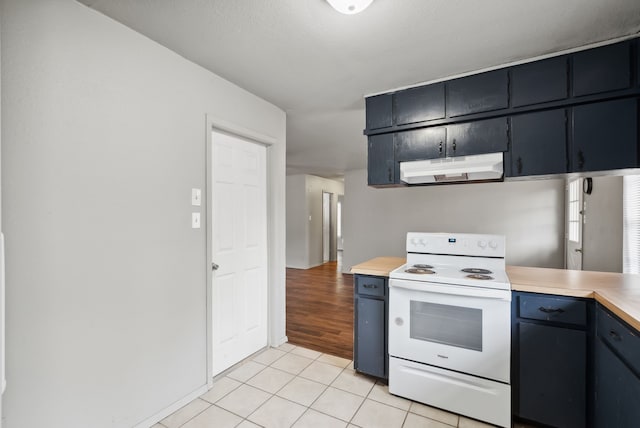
<box><xmin>409</xmin><ymin>301</ymin><xmax>482</xmax><ymax>351</ymax></box>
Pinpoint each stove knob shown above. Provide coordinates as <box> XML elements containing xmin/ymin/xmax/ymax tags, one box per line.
<box><xmin>410</xmin><ymin>238</ymin><xmax>417</xmax><ymax>246</ymax></box>
<box><xmin>418</xmin><ymin>238</ymin><xmax>426</xmax><ymax>246</ymax></box>
<box><xmin>478</xmin><ymin>240</ymin><xmax>487</xmax><ymax>249</ymax></box>
<box><xmin>489</xmin><ymin>240</ymin><xmax>498</xmax><ymax>249</ymax></box>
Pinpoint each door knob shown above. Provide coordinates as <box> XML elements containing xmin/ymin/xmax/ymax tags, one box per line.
<box><xmin>212</xmin><ymin>262</ymin><xmax>220</xmax><ymax>271</ymax></box>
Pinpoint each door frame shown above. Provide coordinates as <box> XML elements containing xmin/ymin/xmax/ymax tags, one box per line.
<box><xmin>565</xmin><ymin>177</ymin><xmax>584</xmax><ymax>270</ymax></box>
<box><xmin>205</xmin><ymin>115</ymin><xmax>279</xmax><ymax>387</ymax></box>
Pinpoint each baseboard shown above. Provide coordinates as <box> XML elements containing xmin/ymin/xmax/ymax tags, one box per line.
<box><xmin>272</xmin><ymin>335</ymin><xmax>289</xmax><ymax>347</ymax></box>
<box><xmin>133</xmin><ymin>384</ymin><xmax>208</xmax><ymax>428</ymax></box>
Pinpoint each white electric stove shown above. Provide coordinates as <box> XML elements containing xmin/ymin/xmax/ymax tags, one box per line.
<box><xmin>388</xmin><ymin>232</ymin><xmax>512</xmax><ymax>428</ymax></box>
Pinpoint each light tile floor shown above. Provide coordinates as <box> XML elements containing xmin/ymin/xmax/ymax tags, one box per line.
<box><xmin>153</xmin><ymin>344</ymin><xmax>532</xmax><ymax>428</ymax></box>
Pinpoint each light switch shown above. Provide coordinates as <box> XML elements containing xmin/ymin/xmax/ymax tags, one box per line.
<box><xmin>191</xmin><ymin>188</ymin><xmax>202</xmax><ymax>206</ymax></box>
<box><xmin>192</xmin><ymin>212</ymin><xmax>201</xmax><ymax>229</ymax></box>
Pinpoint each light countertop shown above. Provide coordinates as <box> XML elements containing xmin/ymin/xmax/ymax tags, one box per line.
<box><xmin>350</xmin><ymin>257</ymin><xmax>405</xmax><ymax>277</ymax></box>
<box><xmin>350</xmin><ymin>257</ymin><xmax>640</xmax><ymax>331</ymax></box>
<box><xmin>507</xmin><ymin>265</ymin><xmax>640</xmax><ymax>331</ymax></box>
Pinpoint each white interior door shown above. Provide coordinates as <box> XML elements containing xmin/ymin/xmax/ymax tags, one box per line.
<box><xmin>566</xmin><ymin>178</ymin><xmax>584</xmax><ymax>270</ymax></box>
<box><xmin>211</xmin><ymin>130</ymin><xmax>268</xmax><ymax>375</ymax></box>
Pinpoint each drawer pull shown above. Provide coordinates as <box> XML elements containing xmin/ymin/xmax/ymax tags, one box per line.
<box><xmin>538</xmin><ymin>306</ymin><xmax>565</xmax><ymax>314</ymax></box>
<box><xmin>609</xmin><ymin>329</ymin><xmax>622</xmax><ymax>341</ymax></box>
<box><xmin>363</xmin><ymin>284</ymin><xmax>378</xmax><ymax>289</ymax></box>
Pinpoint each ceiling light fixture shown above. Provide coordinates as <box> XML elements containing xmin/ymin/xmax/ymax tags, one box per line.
<box><xmin>326</xmin><ymin>0</ymin><xmax>374</xmax><ymax>15</ymax></box>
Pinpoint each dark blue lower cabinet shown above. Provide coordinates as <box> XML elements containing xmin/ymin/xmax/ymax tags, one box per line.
<box><xmin>517</xmin><ymin>323</ymin><xmax>587</xmax><ymax>428</ymax></box>
<box><xmin>594</xmin><ymin>339</ymin><xmax>640</xmax><ymax>428</ymax></box>
<box><xmin>353</xmin><ymin>275</ymin><xmax>388</xmax><ymax>379</ymax></box>
<box><xmin>594</xmin><ymin>304</ymin><xmax>640</xmax><ymax>428</ymax></box>
<box><xmin>512</xmin><ymin>292</ymin><xmax>592</xmax><ymax>428</ymax></box>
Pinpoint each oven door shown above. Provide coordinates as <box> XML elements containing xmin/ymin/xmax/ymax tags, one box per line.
<box><xmin>389</xmin><ymin>278</ymin><xmax>511</xmax><ymax>383</ymax></box>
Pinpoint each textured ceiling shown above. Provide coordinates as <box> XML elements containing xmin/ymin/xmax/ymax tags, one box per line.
<box><xmin>78</xmin><ymin>0</ymin><xmax>640</xmax><ymax>178</ymax></box>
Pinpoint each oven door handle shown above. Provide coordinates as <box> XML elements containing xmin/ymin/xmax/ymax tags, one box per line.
<box><xmin>389</xmin><ymin>279</ymin><xmax>511</xmax><ymax>301</ymax></box>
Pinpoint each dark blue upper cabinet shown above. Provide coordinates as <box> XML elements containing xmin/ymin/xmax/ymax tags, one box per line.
<box><xmin>572</xmin><ymin>98</ymin><xmax>638</xmax><ymax>172</ymax></box>
<box><xmin>446</xmin><ymin>69</ymin><xmax>509</xmax><ymax>117</ymax></box>
<box><xmin>446</xmin><ymin>117</ymin><xmax>508</xmax><ymax>157</ymax></box>
<box><xmin>394</xmin><ymin>83</ymin><xmax>445</xmax><ymax>125</ymax></box>
<box><xmin>509</xmin><ymin>110</ymin><xmax>567</xmax><ymax>176</ymax></box>
<box><xmin>368</xmin><ymin>134</ymin><xmax>396</xmax><ymax>186</ymax></box>
<box><xmin>572</xmin><ymin>41</ymin><xmax>632</xmax><ymax>97</ymax></box>
<box><xmin>395</xmin><ymin>127</ymin><xmax>446</xmax><ymax>161</ymax></box>
<box><xmin>511</xmin><ymin>57</ymin><xmax>568</xmax><ymax>107</ymax></box>
<box><xmin>366</xmin><ymin>94</ymin><xmax>393</xmax><ymax>130</ymax></box>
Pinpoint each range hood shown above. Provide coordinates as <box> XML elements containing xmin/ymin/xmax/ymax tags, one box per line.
<box><xmin>400</xmin><ymin>152</ymin><xmax>504</xmax><ymax>184</ymax></box>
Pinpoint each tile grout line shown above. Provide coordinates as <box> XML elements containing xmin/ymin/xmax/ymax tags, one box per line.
<box><xmin>174</xmin><ymin>398</ymin><xmax>212</xmax><ymax>428</ymax></box>
<box><xmin>245</xmin><ymin>347</ymin><xmax>365</xmax><ymax>426</ymax></box>
<box><xmin>221</xmin><ymin>345</ymin><xmax>331</xmax><ymax>426</ymax></box>
<box><xmin>244</xmin><ymin>347</ymin><xmax>343</xmax><ymax>426</ymax></box>
<box><xmin>182</xmin><ymin>344</ymin><xmax>483</xmax><ymax>428</ymax></box>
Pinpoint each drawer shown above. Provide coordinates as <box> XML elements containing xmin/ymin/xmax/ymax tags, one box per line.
<box><xmin>597</xmin><ymin>305</ymin><xmax>640</xmax><ymax>374</ymax></box>
<box><xmin>355</xmin><ymin>275</ymin><xmax>386</xmax><ymax>297</ymax></box>
<box><xmin>518</xmin><ymin>294</ymin><xmax>587</xmax><ymax>326</ymax></box>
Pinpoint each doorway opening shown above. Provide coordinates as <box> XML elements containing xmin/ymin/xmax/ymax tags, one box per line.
<box><xmin>322</xmin><ymin>192</ymin><xmax>332</xmax><ymax>263</ymax></box>
<box><xmin>565</xmin><ymin>178</ymin><xmax>584</xmax><ymax>270</ymax></box>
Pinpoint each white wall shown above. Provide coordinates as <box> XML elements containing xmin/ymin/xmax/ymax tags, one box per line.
<box><xmin>286</xmin><ymin>175</ymin><xmax>308</xmax><ymax>268</ymax></box>
<box><xmin>0</xmin><ymin>1</ymin><xmax>286</xmax><ymax>427</ymax></box>
<box><xmin>583</xmin><ymin>176</ymin><xmax>623</xmax><ymax>272</ymax></box>
<box><xmin>343</xmin><ymin>169</ymin><xmax>565</xmax><ymax>272</ymax></box>
<box><xmin>286</xmin><ymin>175</ymin><xmax>344</xmax><ymax>269</ymax></box>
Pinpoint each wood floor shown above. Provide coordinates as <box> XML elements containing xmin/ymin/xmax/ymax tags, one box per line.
<box><xmin>285</xmin><ymin>258</ymin><xmax>354</xmax><ymax>360</ymax></box>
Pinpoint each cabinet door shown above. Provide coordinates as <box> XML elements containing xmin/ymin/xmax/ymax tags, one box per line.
<box><xmin>368</xmin><ymin>134</ymin><xmax>395</xmax><ymax>185</ymax></box>
<box><xmin>573</xmin><ymin>41</ymin><xmax>631</xmax><ymax>96</ymax></box>
<box><xmin>594</xmin><ymin>339</ymin><xmax>640</xmax><ymax>428</ymax></box>
<box><xmin>637</xmin><ymin>39</ymin><xmax>640</xmax><ymax>87</ymax></box>
<box><xmin>355</xmin><ymin>297</ymin><xmax>386</xmax><ymax>378</ymax></box>
<box><xmin>447</xmin><ymin>69</ymin><xmax>509</xmax><ymax>117</ymax></box>
<box><xmin>394</xmin><ymin>83</ymin><xmax>445</xmax><ymax>125</ymax></box>
<box><xmin>518</xmin><ymin>322</ymin><xmax>587</xmax><ymax>428</ymax></box>
<box><xmin>597</xmin><ymin>306</ymin><xmax>640</xmax><ymax>374</ymax></box>
<box><xmin>447</xmin><ymin>117</ymin><xmax>508</xmax><ymax>157</ymax></box>
<box><xmin>509</xmin><ymin>109</ymin><xmax>567</xmax><ymax>176</ymax></box>
<box><xmin>572</xmin><ymin>98</ymin><xmax>638</xmax><ymax>172</ymax></box>
<box><xmin>366</xmin><ymin>94</ymin><xmax>393</xmax><ymax>130</ymax></box>
<box><xmin>511</xmin><ymin>56</ymin><xmax>568</xmax><ymax>107</ymax></box>
<box><xmin>395</xmin><ymin>127</ymin><xmax>446</xmax><ymax>161</ymax></box>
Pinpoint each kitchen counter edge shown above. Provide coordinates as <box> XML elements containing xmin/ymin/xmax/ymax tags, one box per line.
<box><xmin>350</xmin><ymin>259</ymin><xmax>640</xmax><ymax>332</ymax></box>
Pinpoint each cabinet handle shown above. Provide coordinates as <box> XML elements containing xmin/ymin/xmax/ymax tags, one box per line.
<box><xmin>363</xmin><ymin>284</ymin><xmax>378</xmax><ymax>289</ymax></box>
<box><xmin>577</xmin><ymin>150</ymin><xmax>585</xmax><ymax>170</ymax></box>
<box><xmin>452</xmin><ymin>139</ymin><xmax>457</xmax><ymax>151</ymax></box>
<box><xmin>388</xmin><ymin>167</ymin><xmax>392</xmax><ymax>182</ymax></box>
<box><xmin>438</xmin><ymin>141</ymin><xmax>443</xmax><ymax>154</ymax></box>
<box><xmin>517</xmin><ymin>157</ymin><xmax>523</xmax><ymax>175</ymax></box>
<box><xmin>538</xmin><ymin>306</ymin><xmax>565</xmax><ymax>314</ymax></box>
<box><xmin>609</xmin><ymin>329</ymin><xmax>622</xmax><ymax>341</ymax></box>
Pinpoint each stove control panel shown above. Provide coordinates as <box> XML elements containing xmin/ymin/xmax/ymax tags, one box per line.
<box><xmin>407</xmin><ymin>232</ymin><xmax>506</xmax><ymax>258</ymax></box>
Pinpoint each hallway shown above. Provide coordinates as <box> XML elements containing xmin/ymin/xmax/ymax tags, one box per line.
<box><xmin>285</xmin><ymin>258</ymin><xmax>354</xmax><ymax>360</ymax></box>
